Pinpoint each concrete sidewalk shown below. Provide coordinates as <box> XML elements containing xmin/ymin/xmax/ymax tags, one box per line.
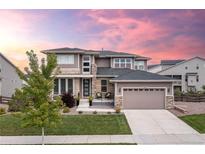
<box><xmin>1</xmin><ymin>134</ymin><xmax>205</xmax><ymax>144</ymax></box>
<box><xmin>0</xmin><ymin>135</ymin><xmax>136</xmax><ymax>145</ymax></box>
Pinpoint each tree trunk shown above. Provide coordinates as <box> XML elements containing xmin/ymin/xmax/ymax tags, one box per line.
<box><xmin>42</xmin><ymin>127</ymin><xmax>45</xmax><ymax>145</ymax></box>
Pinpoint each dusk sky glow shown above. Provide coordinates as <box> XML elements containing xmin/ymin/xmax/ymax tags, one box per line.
<box><xmin>0</xmin><ymin>9</ymin><xmax>205</xmax><ymax>70</ymax></box>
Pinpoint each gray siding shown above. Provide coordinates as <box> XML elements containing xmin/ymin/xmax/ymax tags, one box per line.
<box><xmin>57</xmin><ymin>54</ymin><xmax>79</xmax><ymax>68</ymax></box>
<box><xmin>159</xmin><ymin>58</ymin><xmax>205</xmax><ymax>92</ymax></box>
<box><xmin>95</xmin><ymin>58</ymin><xmax>110</xmax><ymax>67</ymax></box>
<box><xmin>0</xmin><ymin>55</ymin><xmax>23</xmax><ymax>97</ymax></box>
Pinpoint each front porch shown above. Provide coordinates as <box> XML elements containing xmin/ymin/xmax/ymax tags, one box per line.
<box><xmin>76</xmin><ymin>99</ymin><xmax>115</xmax><ymax>112</ymax></box>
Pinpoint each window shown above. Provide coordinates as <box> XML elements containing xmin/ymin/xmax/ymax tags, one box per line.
<box><xmin>60</xmin><ymin>79</ymin><xmax>66</xmax><ymax>94</ymax></box>
<box><xmin>54</xmin><ymin>79</ymin><xmax>59</xmax><ymax>94</ymax></box>
<box><xmin>165</xmin><ymin>75</ymin><xmax>172</xmax><ymax>78</ymax></box>
<box><xmin>82</xmin><ymin>56</ymin><xmax>91</xmax><ymax>73</ymax></box>
<box><xmin>57</xmin><ymin>54</ymin><xmax>74</xmax><ymax>64</ymax></box>
<box><xmin>67</xmin><ymin>79</ymin><xmax>73</xmax><ymax>93</ymax></box>
<box><xmin>173</xmin><ymin>75</ymin><xmax>182</xmax><ymax>80</ymax></box>
<box><xmin>185</xmin><ymin>66</ymin><xmax>188</xmax><ymax>70</ymax></box>
<box><xmin>196</xmin><ymin>66</ymin><xmax>199</xmax><ymax>69</ymax></box>
<box><xmin>135</xmin><ymin>61</ymin><xmax>145</xmax><ymax>70</ymax></box>
<box><xmin>114</xmin><ymin>58</ymin><xmax>132</xmax><ymax>69</ymax></box>
<box><xmin>54</xmin><ymin>78</ymin><xmax>73</xmax><ymax>95</ymax></box>
<box><xmin>196</xmin><ymin>75</ymin><xmax>199</xmax><ymax>82</ymax></box>
<box><xmin>101</xmin><ymin>80</ymin><xmax>108</xmax><ymax>92</ymax></box>
<box><xmin>139</xmin><ymin>65</ymin><xmax>144</xmax><ymax>70</ymax></box>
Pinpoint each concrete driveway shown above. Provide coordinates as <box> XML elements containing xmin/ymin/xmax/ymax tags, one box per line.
<box><xmin>124</xmin><ymin>110</ymin><xmax>205</xmax><ymax>144</ymax></box>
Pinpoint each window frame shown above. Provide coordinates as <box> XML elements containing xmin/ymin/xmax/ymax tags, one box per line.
<box><xmin>114</xmin><ymin>58</ymin><xmax>132</xmax><ymax>69</ymax></box>
<box><xmin>101</xmin><ymin>80</ymin><xmax>108</xmax><ymax>93</ymax></box>
<box><xmin>57</xmin><ymin>54</ymin><xmax>74</xmax><ymax>65</ymax></box>
<box><xmin>53</xmin><ymin>78</ymin><xmax>73</xmax><ymax>95</ymax></box>
<box><xmin>82</xmin><ymin>55</ymin><xmax>91</xmax><ymax>74</ymax></box>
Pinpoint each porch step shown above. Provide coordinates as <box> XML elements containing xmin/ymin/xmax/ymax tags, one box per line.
<box><xmin>78</xmin><ymin>99</ymin><xmax>89</xmax><ymax>108</ymax></box>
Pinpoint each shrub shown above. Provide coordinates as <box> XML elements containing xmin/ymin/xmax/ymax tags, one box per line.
<box><xmin>61</xmin><ymin>93</ymin><xmax>75</xmax><ymax>108</ymax></box>
<box><xmin>8</xmin><ymin>90</ymin><xmax>26</xmax><ymax>112</ymax></box>
<box><xmin>0</xmin><ymin>107</ymin><xmax>6</xmax><ymax>115</ymax></box>
<box><xmin>62</xmin><ymin>107</ymin><xmax>70</xmax><ymax>113</ymax></box>
<box><xmin>174</xmin><ymin>89</ymin><xmax>182</xmax><ymax>97</ymax></box>
<box><xmin>115</xmin><ymin>106</ymin><xmax>121</xmax><ymax>113</ymax></box>
<box><xmin>78</xmin><ymin>111</ymin><xmax>83</xmax><ymax>114</ymax></box>
<box><xmin>107</xmin><ymin>111</ymin><xmax>111</xmax><ymax>114</ymax></box>
<box><xmin>93</xmin><ymin>111</ymin><xmax>97</xmax><ymax>114</ymax></box>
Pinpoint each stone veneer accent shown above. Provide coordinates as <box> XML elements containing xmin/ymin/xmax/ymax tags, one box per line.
<box><xmin>115</xmin><ymin>95</ymin><xmax>123</xmax><ymax>109</ymax></box>
<box><xmin>91</xmin><ymin>63</ymin><xmax>97</xmax><ymax>97</ymax></box>
<box><xmin>114</xmin><ymin>95</ymin><xmax>174</xmax><ymax>110</ymax></box>
<box><xmin>165</xmin><ymin>96</ymin><xmax>174</xmax><ymax>109</ymax></box>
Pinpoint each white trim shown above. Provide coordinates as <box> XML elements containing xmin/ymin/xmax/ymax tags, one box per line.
<box><xmin>58</xmin><ymin>78</ymin><xmax>61</xmax><ymax>95</ymax></box>
<box><xmin>113</xmin><ymin>58</ymin><xmax>132</xmax><ymax>69</ymax></box>
<box><xmin>82</xmin><ymin>55</ymin><xmax>91</xmax><ymax>74</ymax></box>
<box><xmin>77</xmin><ymin>54</ymin><xmax>80</xmax><ymax>68</ymax></box>
<box><xmin>121</xmin><ymin>87</ymin><xmax>168</xmax><ymax>109</ymax></box>
<box><xmin>73</xmin><ymin>78</ymin><xmax>75</xmax><ymax>95</ymax></box>
<box><xmin>56</xmin><ymin>74</ymin><xmax>94</xmax><ymax>78</ymax></box>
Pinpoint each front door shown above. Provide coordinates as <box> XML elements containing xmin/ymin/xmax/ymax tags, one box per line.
<box><xmin>83</xmin><ymin>79</ymin><xmax>90</xmax><ymax>97</ymax></box>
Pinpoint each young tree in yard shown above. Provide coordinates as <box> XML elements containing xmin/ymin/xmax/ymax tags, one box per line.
<box><xmin>15</xmin><ymin>50</ymin><xmax>62</xmax><ymax>145</ymax></box>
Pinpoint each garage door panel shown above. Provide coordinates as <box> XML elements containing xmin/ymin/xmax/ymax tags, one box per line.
<box><xmin>123</xmin><ymin>88</ymin><xmax>165</xmax><ymax>109</ymax></box>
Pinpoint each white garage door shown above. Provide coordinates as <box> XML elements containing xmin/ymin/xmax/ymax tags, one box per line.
<box><xmin>123</xmin><ymin>88</ymin><xmax>165</xmax><ymax>109</ymax></box>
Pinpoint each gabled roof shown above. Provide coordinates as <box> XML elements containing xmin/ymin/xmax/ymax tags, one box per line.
<box><xmin>160</xmin><ymin>59</ymin><xmax>185</xmax><ymax>65</ymax></box>
<box><xmin>0</xmin><ymin>52</ymin><xmax>21</xmax><ymax>72</ymax></box>
<box><xmin>111</xmin><ymin>69</ymin><xmax>174</xmax><ymax>82</ymax></box>
<box><xmin>41</xmin><ymin>47</ymin><xmax>98</xmax><ymax>54</ymax></box>
<box><xmin>97</xmin><ymin>67</ymin><xmax>175</xmax><ymax>82</ymax></box>
<box><xmin>158</xmin><ymin>56</ymin><xmax>205</xmax><ymax>73</ymax></box>
<box><xmin>97</xmin><ymin>67</ymin><xmax>133</xmax><ymax>77</ymax></box>
<box><xmin>148</xmin><ymin>64</ymin><xmax>160</xmax><ymax>69</ymax></box>
<box><xmin>98</xmin><ymin>50</ymin><xmax>136</xmax><ymax>58</ymax></box>
<box><xmin>41</xmin><ymin>47</ymin><xmax>150</xmax><ymax>59</ymax></box>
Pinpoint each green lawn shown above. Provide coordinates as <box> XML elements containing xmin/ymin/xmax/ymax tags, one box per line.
<box><xmin>0</xmin><ymin>114</ymin><xmax>132</xmax><ymax>135</ymax></box>
<box><xmin>180</xmin><ymin>114</ymin><xmax>205</xmax><ymax>133</ymax></box>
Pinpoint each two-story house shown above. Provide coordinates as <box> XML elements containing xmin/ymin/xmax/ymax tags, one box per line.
<box><xmin>157</xmin><ymin>57</ymin><xmax>205</xmax><ymax>93</ymax></box>
<box><xmin>0</xmin><ymin>53</ymin><xmax>23</xmax><ymax>97</ymax></box>
<box><xmin>42</xmin><ymin>47</ymin><xmax>176</xmax><ymax>110</ymax></box>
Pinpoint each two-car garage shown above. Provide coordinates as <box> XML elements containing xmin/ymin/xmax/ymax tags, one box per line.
<box><xmin>122</xmin><ymin>88</ymin><xmax>166</xmax><ymax>109</ymax></box>
<box><xmin>109</xmin><ymin>69</ymin><xmax>175</xmax><ymax>110</ymax></box>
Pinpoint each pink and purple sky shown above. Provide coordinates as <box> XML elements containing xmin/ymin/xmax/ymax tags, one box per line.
<box><xmin>0</xmin><ymin>9</ymin><xmax>205</xmax><ymax>70</ymax></box>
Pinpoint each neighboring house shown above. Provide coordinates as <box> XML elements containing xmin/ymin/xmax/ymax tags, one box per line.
<box><xmin>42</xmin><ymin>47</ymin><xmax>176</xmax><ymax>109</ymax></box>
<box><xmin>158</xmin><ymin>57</ymin><xmax>205</xmax><ymax>93</ymax></box>
<box><xmin>0</xmin><ymin>53</ymin><xmax>23</xmax><ymax>97</ymax></box>
<box><xmin>148</xmin><ymin>60</ymin><xmax>185</xmax><ymax>73</ymax></box>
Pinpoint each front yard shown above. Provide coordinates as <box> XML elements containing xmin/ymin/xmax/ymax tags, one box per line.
<box><xmin>180</xmin><ymin>114</ymin><xmax>205</xmax><ymax>133</ymax></box>
<box><xmin>0</xmin><ymin>114</ymin><xmax>132</xmax><ymax>135</ymax></box>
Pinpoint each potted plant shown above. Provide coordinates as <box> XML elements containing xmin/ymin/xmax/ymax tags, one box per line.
<box><xmin>89</xmin><ymin>96</ymin><xmax>93</xmax><ymax>106</ymax></box>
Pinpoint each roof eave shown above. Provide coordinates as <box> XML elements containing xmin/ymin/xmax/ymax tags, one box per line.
<box><xmin>110</xmin><ymin>80</ymin><xmax>177</xmax><ymax>82</ymax></box>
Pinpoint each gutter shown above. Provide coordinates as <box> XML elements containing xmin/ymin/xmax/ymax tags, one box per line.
<box><xmin>110</xmin><ymin>79</ymin><xmax>179</xmax><ymax>83</ymax></box>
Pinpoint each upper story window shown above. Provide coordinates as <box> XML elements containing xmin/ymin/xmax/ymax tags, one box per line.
<box><xmin>135</xmin><ymin>61</ymin><xmax>145</xmax><ymax>70</ymax></box>
<box><xmin>82</xmin><ymin>55</ymin><xmax>91</xmax><ymax>74</ymax></box>
<box><xmin>114</xmin><ymin>58</ymin><xmax>132</xmax><ymax>69</ymax></box>
<box><xmin>57</xmin><ymin>54</ymin><xmax>74</xmax><ymax>65</ymax></box>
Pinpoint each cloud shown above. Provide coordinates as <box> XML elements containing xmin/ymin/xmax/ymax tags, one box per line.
<box><xmin>77</xmin><ymin>10</ymin><xmax>205</xmax><ymax>64</ymax></box>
